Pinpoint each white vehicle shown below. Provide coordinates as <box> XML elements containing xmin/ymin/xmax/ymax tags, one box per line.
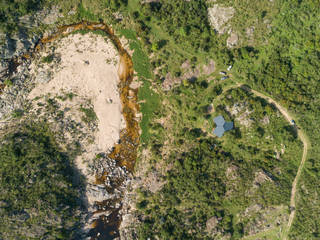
<box><xmin>227</xmin><ymin>65</ymin><xmax>232</xmax><ymax>71</ymax></box>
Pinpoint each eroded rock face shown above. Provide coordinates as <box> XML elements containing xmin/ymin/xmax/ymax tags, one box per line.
<box><xmin>208</xmin><ymin>5</ymin><xmax>235</xmax><ymax>34</ymax></box>
<box><xmin>162</xmin><ymin>59</ymin><xmax>214</xmax><ymax>91</ymax></box>
<box><xmin>0</xmin><ymin>61</ymin><xmax>32</xmax><ymax>120</ymax></box>
<box><xmin>227</xmin><ymin>32</ymin><xmax>238</xmax><ymax>48</ymax></box>
<box><xmin>240</xmin><ymin>205</ymin><xmax>288</xmax><ymax>236</ymax></box>
<box><xmin>0</xmin><ymin>6</ymin><xmax>61</xmax><ymax>61</ymax></box>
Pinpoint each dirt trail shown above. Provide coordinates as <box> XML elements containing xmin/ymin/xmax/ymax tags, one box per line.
<box><xmin>249</xmin><ymin>89</ymin><xmax>309</xmax><ymax>240</ymax></box>
<box><xmin>218</xmin><ymin>83</ymin><xmax>309</xmax><ymax>240</ymax></box>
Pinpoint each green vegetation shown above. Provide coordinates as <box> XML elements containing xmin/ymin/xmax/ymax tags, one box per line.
<box><xmin>11</xmin><ymin>109</ymin><xmax>24</xmax><ymax>118</ymax></box>
<box><xmin>1</xmin><ymin>0</ymin><xmax>319</xmax><ymax>239</ymax></box>
<box><xmin>228</xmin><ymin>1</ymin><xmax>320</xmax><ymax>238</ymax></box>
<box><xmin>0</xmin><ymin>0</ymin><xmax>47</xmax><ymax>33</ymax></box>
<box><xmin>0</xmin><ymin>122</ymin><xmax>83</xmax><ymax>239</ymax></box>
<box><xmin>124</xmin><ymin>0</ymin><xmax>231</xmax><ymax>79</ymax></box>
<box><xmin>135</xmin><ymin>80</ymin><xmax>302</xmax><ymax>238</ymax></box>
<box><xmin>114</xmin><ymin>1</ymin><xmax>319</xmax><ymax>238</ymax></box>
<box><xmin>41</xmin><ymin>54</ymin><xmax>54</xmax><ymax>64</ymax></box>
<box><xmin>137</xmin><ymin>138</ymin><xmax>234</xmax><ymax>239</ymax></box>
<box><xmin>119</xmin><ymin>28</ymin><xmax>160</xmax><ymax>143</ymax></box>
<box><xmin>4</xmin><ymin>78</ymin><xmax>13</xmax><ymax>87</ymax></box>
<box><xmin>79</xmin><ymin>105</ymin><xmax>97</xmax><ymax>124</ymax></box>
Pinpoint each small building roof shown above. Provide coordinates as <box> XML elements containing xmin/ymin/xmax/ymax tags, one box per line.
<box><xmin>223</xmin><ymin>121</ymin><xmax>234</xmax><ymax>131</ymax></box>
<box><xmin>213</xmin><ymin>115</ymin><xmax>234</xmax><ymax>137</ymax></box>
<box><xmin>213</xmin><ymin>126</ymin><xmax>225</xmax><ymax>137</ymax></box>
<box><xmin>214</xmin><ymin>115</ymin><xmax>225</xmax><ymax>126</ymax></box>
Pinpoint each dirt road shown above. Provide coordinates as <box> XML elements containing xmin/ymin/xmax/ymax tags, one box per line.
<box><xmin>217</xmin><ymin>83</ymin><xmax>309</xmax><ymax>240</ymax></box>
<box><xmin>249</xmin><ymin>89</ymin><xmax>309</xmax><ymax>240</ymax></box>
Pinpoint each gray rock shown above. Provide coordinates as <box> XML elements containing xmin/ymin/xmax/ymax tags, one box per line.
<box><xmin>0</xmin><ymin>37</ymin><xmax>16</xmax><ymax>59</ymax></box>
<box><xmin>42</xmin><ymin>6</ymin><xmax>61</xmax><ymax>25</ymax></box>
<box><xmin>35</xmin><ymin>71</ymin><xmax>51</xmax><ymax>83</ymax></box>
<box><xmin>227</xmin><ymin>32</ymin><xmax>238</xmax><ymax>48</ymax></box>
<box><xmin>87</xmin><ymin>184</ymin><xmax>113</xmax><ymax>202</ymax></box>
<box><xmin>0</xmin><ymin>61</ymin><xmax>8</xmax><ymax>74</ymax></box>
<box><xmin>208</xmin><ymin>5</ymin><xmax>235</xmax><ymax>34</ymax></box>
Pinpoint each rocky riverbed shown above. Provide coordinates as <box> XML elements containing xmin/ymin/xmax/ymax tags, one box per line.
<box><xmin>0</xmin><ymin>21</ymin><xmax>141</xmax><ymax>239</ymax></box>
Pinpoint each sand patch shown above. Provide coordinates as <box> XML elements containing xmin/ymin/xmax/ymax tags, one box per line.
<box><xmin>29</xmin><ymin>33</ymin><xmax>124</xmax><ymax>152</ymax></box>
<box><xmin>28</xmin><ymin>33</ymin><xmax>126</xmax><ymax>191</ymax></box>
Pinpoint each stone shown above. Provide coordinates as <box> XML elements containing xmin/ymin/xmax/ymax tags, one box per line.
<box><xmin>202</xmin><ymin>59</ymin><xmax>215</xmax><ymax>75</ymax></box>
<box><xmin>0</xmin><ymin>37</ymin><xmax>16</xmax><ymax>59</ymax></box>
<box><xmin>206</xmin><ymin>216</ymin><xmax>219</xmax><ymax>233</ymax></box>
<box><xmin>0</xmin><ymin>62</ymin><xmax>8</xmax><ymax>74</ymax></box>
<box><xmin>43</xmin><ymin>6</ymin><xmax>60</xmax><ymax>25</ymax></box>
<box><xmin>35</xmin><ymin>71</ymin><xmax>51</xmax><ymax>83</ymax></box>
<box><xmin>208</xmin><ymin>5</ymin><xmax>235</xmax><ymax>34</ymax></box>
<box><xmin>227</xmin><ymin>32</ymin><xmax>238</xmax><ymax>48</ymax></box>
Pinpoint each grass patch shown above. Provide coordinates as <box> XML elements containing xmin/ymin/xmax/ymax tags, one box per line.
<box><xmin>119</xmin><ymin>28</ymin><xmax>160</xmax><ymax>143</ymax></box>
<box><xmin>130</xmin><ymin>40</ymin><xmax>152</xmax><ymax>79</ymax></box>
<box><xmin>76</xmin><ymin>2</ymin><xmax>98</xmax><ymax>21</ymax></box>
<box><xmin>138</xmin><ymin>80</ymin><xmax>160</xmax><ymax>143</ymax></box>
<box><xmin>41</xmin><ymin>54</ymin><xmax>54</xmax><ymax>64</ymax></box>
<box><xmin>11</xmin><ymin>109</ymin><xmax>24</xmax><ymax>118</ymax></box>
<box><xmin>79</xmin><ymin>105</ymin><xmax>97</xmax><ymax>123</ymax></box>
<box><xmin>4</xmin><ymin>78</ymin><xmax>13</xmax><ymax>87</ymax></box>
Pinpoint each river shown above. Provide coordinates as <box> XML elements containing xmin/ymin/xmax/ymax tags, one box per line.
<box><xmin>6</xmin><ymin>21</ymin><xmax>139</xmax><ymax>239</ymax></box>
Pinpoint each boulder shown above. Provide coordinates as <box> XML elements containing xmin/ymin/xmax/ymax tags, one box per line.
<box><xmin>35</xmin><ymin>71</ymin><xmax>51</xmax><ymax>84</ymax></box>
<box><xmin>208</xmin><ymin>5</ymin><xmax>235</xmax><ymax>34</ymax></box>
<box><xmin>227</xmin><ymin>32</ymin><xmax>239</xmax><ymax>48</ymax></box>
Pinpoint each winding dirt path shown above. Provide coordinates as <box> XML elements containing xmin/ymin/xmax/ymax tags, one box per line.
<box><xmin>249</xmin><ymin>89</ymin><xmax>309</xmax><ymax>240</ymax></box>
<box><xmin>217</xmin><ymin>83</ymin><xmax>309</xmax><ymax>240</ymax></box>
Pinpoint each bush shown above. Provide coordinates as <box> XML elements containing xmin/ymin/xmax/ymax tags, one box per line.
<box><xmin>41</xmin><ymin>54</ymin><xmax>54</xmax><ymax>63</ymax></box>
<box><xmin>4</xmin><ymin>78</ymin><xmax>13</xmax><ymax>87</ymax></box>
<box><xmin>0</xmin><ymin>121</ymin><xmax>83</xmax><ymax>239</ymax></box>
<box><xmin>79</xmin><ymin>105</ymin><xmax>97</xmax><ymax>123</ymax></box>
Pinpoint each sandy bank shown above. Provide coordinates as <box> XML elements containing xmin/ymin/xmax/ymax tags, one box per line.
<box><xmin>28</xmin><ymin>33</ymin><xmax>126</xmax><ymax>205</ymax></box>
<box><xmin>29</xmin><ymin>33</ymin><xmax>124</xmax><ymax>153</ymax></box>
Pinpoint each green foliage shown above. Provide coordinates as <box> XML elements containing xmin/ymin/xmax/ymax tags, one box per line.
<box><xmin>11</xmin><ymin>109</ymin><xmax>24</xmax><ymax>118</ymax></box>
<box><xmin>137</xmin><ymin>139</ymin><xmax>236</xmax><ymax>239</ymax></box>
<box><xmin>0</xmin><ymin>0</ymin><xmax>318</xmax><ymax>238</ymax></box>
<box><xmin>4</xmin><ymin>78</ymin><xmax>13</xmax><ymax>87</ymax></box>
<box><xmin>130</xmin><ymin>40</ymin><xmax>152</xmax><ymax>79</ymax></box>
<box><xmin>137</xmin><ymin>83</ymin><xmax>302</xmax><ymax>239</ymax></box>
<box><xmin>76</xmin><ymin>2</ymin><xmax>98</xmax><ymax>21</ymax></box>
<box><xmin>138</xmin><ymin>80</ymin><xmax>160</xmax><ymax>143</ymax></box>
<box><xmin>119</xmin><ymin>29</ymin><xmax>160</xmax><ymax>143</ymax></box>
<box><xmin>228</xmin><ymin>1</ymin><xmax>320</xmax><ymax>237</ymax></box>
<box><xmin>41</xmin><ymin>54</ymin><xmax>54</xmax><ymax>64</ymax></box>
<box><xmin>123</xmin><ymin>0</ymin><xmax>231</xmax><ymax>81</ymax></box>
<box><xmin>151</xmin><ymin>42</ymin><xmax>159</xmax><ymax>52</ymax></box>
<box><xmin>0</xmin><ymin>0</ymin><xmax>47</xmax><ymax>33</ymax></box>
<box><xmin>0</xmin><ymin>122</ymin><xmax>83</xmax><ymax>239</ymax></box>
<box><xmin>66</xmin><ymin>92</ymin><xmax>75</xmax><ymax>100</ymax></box>
<box><xmin>79</xmin><ymin>105</ymin><xmax>97</xmax><ymax>123</ymax></box>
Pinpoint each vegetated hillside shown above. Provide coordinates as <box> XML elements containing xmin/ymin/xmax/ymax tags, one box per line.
<box><xmin>230</xmin><ymin>1</ymin><xmax>320</xmax><ymax>239</ymax></box>
<box><xmin>0</xmin><ymin>122</ymin><xmax>83</xmax><ymax>239</ymax></box>
<box><xmin>105</xmin><ymin>0</ymin><xmax>318</xmax><ymax>239</ymax></box>
<box><xmin>134</xmin><ymin>82</ymin><xmax>302</xmax><ymax>239</ymax></box>
<box><xmin>0</xmin><ymin>0</ymin><xmax>319</xmax><ymax>239</ymax></box>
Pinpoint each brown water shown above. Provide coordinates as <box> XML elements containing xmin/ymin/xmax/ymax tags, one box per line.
<box><xmin>5</xmin><ymin>21</ymin><xmax>139</xmax><ymax>239</ymax></box>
